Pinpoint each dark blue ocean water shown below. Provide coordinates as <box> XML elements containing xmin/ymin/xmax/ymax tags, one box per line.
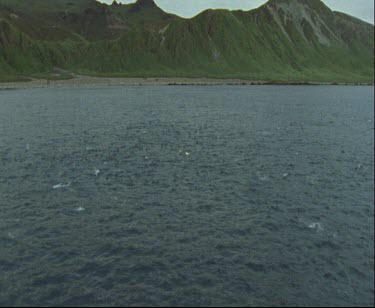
<box><xmin>0</xmin><ymin>85</ymin><xmax>374</xmax><ymax>307</ymax></box>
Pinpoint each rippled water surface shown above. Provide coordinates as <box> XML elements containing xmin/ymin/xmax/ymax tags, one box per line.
<box><xmin>0</xmin><ymin>85</ymin><xmax>374</xmax><ymax>306</ymax></box>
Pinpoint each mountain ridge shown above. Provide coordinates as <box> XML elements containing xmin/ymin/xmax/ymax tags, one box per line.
<box><xmin>0</xmin><ymin>0</ymin><xmax>373</xmax><ymax>82</ymax></box>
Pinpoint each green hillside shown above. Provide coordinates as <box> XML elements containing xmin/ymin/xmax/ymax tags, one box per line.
<box><xmin>0</xmin><ymin>0</ymin><xmax>373</xmax><ymax>82</ymax></box>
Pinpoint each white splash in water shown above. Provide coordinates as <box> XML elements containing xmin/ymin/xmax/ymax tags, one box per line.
<box><xmin>256</xmin><ymin>172</ymin><xmax>269</xmax><ymax>182</ymax></box>
<box><xmin>94</xmin><ymin>168</ymin><xmax>100</xmax><ymax>176</ymax></box>
<box><xmin>185</xmin><ymin>152</ymin><xmax>191</xmax><ymax>156</ymax></box>
<box><xmin>283</xmin><ymin>173</ymin><xmax>289</xmax><ymax>178</ymax></box>
<box><xmin>308</xmin><ymin>222</ymin><xmax>324</xmax><ymax>232</ymax></box>
<box><xmin>53</xmin><ymin>182</ymin><xmax>71</xmax><ymax>189</ymax></box>
<box><xmin>75</xmin><ymin>207</ymin><xmax>85</xmax><ymax>212</ymax></box>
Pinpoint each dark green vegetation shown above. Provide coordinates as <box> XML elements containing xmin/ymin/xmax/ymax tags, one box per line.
<box><xmin>0</xmin><ymin>0</ymin><xmax>373</xmax><ymax>82</ymax></box>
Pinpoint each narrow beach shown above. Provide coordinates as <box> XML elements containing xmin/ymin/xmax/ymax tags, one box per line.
<box><xmin>0</xmin><ymin>75</ymin><xmax>372</xmax><ymax>90</ymax></box>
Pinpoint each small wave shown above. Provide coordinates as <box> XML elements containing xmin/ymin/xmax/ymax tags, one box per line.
<box><xmin>315</xmin><ymin>240</ymin><xmax>340</xmax><ymax>250</ymax></box>
<box><xmin>75</xmin><ymin>207</ymin><xmax>85</xmax><ymax>212</ymax></box>
<box><xmin>53</xmin><ymin>182</ymin><xmax>71</xmax><ymax>189</ymax></box>
<box><xmin>306</xmin><ymin>176</ymin><xmax>316</xmax><ymax>185</ymax></box>
<box><xmin>261</xmin><ymin>131</ymin><xmax>272</xmax><ymax>136</ymax></box>
<box><xmin>246</xmin><ymin>262</ymin><xmax>266</xmax><ymax>272</ymax></box>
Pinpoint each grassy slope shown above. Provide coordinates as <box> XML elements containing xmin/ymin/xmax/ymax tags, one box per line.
<box><xmin>0</xmin><ymin>0</ymin><xmax>373</xmax><ymax>82</ymax></box>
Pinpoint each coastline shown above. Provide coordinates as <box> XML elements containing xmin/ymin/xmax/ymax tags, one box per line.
<box><xmin>0</xmin><ymin>75</ymin><xmax>373</xmax><ymax>90</ymax></box>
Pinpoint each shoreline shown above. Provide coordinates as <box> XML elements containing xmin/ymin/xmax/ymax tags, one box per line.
<box><xmin>0</xmin><ymin>76</ymin><xmax>373</xmax><ymax>90</ymax></box>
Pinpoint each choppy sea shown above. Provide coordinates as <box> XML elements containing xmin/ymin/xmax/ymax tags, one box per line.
<box><xmin>0</xmin><ymin>85</ymin><xmax>373</xmax><ymax>306</ymax></box>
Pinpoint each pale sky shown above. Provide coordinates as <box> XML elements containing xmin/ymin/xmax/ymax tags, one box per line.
<box><xmin>100</xmin><ymin>0</ymin><xmax>374</xmax><ymax>24</ymax></box>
